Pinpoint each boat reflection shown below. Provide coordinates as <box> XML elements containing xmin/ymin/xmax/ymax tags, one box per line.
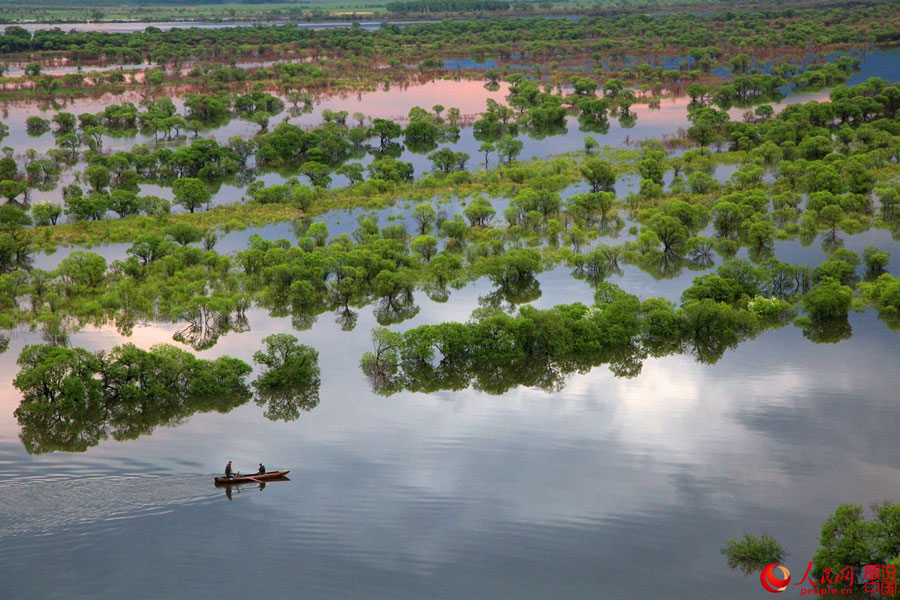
<box><xmin>220</xmin><ymin>476</ymin><xmax>291</xmax><ymax>501</ymax></box>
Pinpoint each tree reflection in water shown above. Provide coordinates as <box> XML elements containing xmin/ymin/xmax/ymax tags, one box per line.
<box><xmin>13</xmin><ymin>339</ymin><xmax>322</xmax><ymax>454</ymax></box>
<box><xmin>361</xmin><ymin>286</ymin><xmax>794</xmax><ymax>396</ymax></box>
<box><xmin>13</xmin><ymin>343</ymin><xmax>253</xmax><ymax>454</ymax></box>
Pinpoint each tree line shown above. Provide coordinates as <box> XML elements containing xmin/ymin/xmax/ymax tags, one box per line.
<box><xmin>13</xmin><ymin>333</ymin><xmax>320</xmax><ymax>454</ymax></box>
<box><xmin>1</xmin><ymin>5</ymin><xmax>898</xmax><ymax>68</ymax></box>
<box><xmin>724</xmin><ymin>503</ymin><xmax>899</xmax><ymax>596</ymax></box>
<box><xmin>386</xmin><ymin>0</ymin><xmax>510</xmax><ymax>13</ymax></box>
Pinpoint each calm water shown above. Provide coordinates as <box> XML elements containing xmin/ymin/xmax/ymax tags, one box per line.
<box><xmin>0</xmin><ymin>76</ymin><xmax>836</xmax><ymax>217</ymax></box>
<box><xmin>2</xmin><ymin>20</ymin><xmax>441</xmax><ymax>34</ymax></box>
<box><xmin>1</xmin><ymin>44</ymin><xmax>899</xmax><ymax>600</ymax></box>
<box><xmin>1</xmin><ymin>262</ymin><xmax>898</xmax><ymax>599</ymax></box>
<box><xmin>7</xmin><ymin>46</ymin><xmax>898</xmax><ymax>217</ymax></box>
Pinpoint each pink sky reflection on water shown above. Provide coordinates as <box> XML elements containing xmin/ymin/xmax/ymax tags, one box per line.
<box><xmin>0</xmin><ymin>323</ymin><xmax>185</xmax><ymax>439</ymax></box>
<box><xmin>292</xmin><ymin>80</ymin><xmax>832</xmax><ymax>139</ymax></box>
<box><xmin>295</xmin><ymin>79</ymin><xmax>511</xmax><ymax>125</ymax></box>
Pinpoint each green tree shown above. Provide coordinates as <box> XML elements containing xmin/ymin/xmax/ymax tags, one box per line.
<box><xmin>336</xmin><ymin>163</ymin><xmax>365</xmax><ymax>184</ymax></box>
<box><xmin>56</xmin><ymin>133</ymin><xmax>80</xmax><ymax>159</ymax></box>
<box><xmin>602</xmin><ymin>78</ymin><xmax>624</xmax><ymax>97</ymax></box>
<box><xmin>292</xmin><ymin>185</ymin><xmax>317</xmax><ymax>213</ymax></box>
<box><xmin>428</xmin><ymin>148</ymin><xmax>469</xmax><ymax>174</ymax></box>
<box><xmin>84</xmin><ymin>165</ymin><xmax>111</xmax><ymax>192</ymax></box>
<box><xmin>14</xmin><ymin>343</ymin><xmax>251</xmax><ymax>454</ymax></box>
<box><xmin>0</xmin><ymin>180</ymin><xmax>26</xmax><ymax>204</ymax></box>
<box><xmin>580</xmin><ymin>157</ymin><xmax>616</xmax><ymax>193</ymax></box>
<box><xmin>166</xmin><ymin>223</ymin><xmax>202</xmax><ymax>246</ymax></box>
<box><xmin>711</xmin><ymin>201</ymin><xmax>743</xmax><ymax>238</ymax></box>
<box><xmin>52</xmin><ymin>112</ymin><xmax>77</xmax><ymax>134</ymax></box>
<box><xmin>496</xmin><ymin>135</ymin><xmax>523</xmax><ymax>165</ymax></box>
<box><xmin>301</xmin><ymin>161</ymin><xmax>333</xmax><ymax>188</ymax></box>
<box><xmin>646</xmin><ymin>214</ymin><xmax>688</xmax><ymax>254</ymax></box>
<box><xmin>479</xmin><ymin>142</ymin><xmax>494</xmax><ymax>168</ymax></box>
<box><xmin>172</xmin><ymin>177</ymin><xmax>211</xmax><ymax>213</ymax></box>
<box><xmin>411</xmin><ymin>234</ymin><xmax>438</xmax><ymax>262</ymax></box>
<box><xmin>722</xmin><ymin>534</ymin><xmax>785</xmax><ymax>575</ymax></box>
<box><xmin>463</xmin><ymin>197</ymin><xmax>495</xmax><ymax>227</ymax></box>
<box><xmin>412</xmin><ymin>203</ymin><xmax>437</xmax><ymax>235</ymax></box>
<box><xmin>127</xmin><ymin>234</ymin><xmax>173</xmax><ymax>265</ymax></box>
<box><xmin>368</xmin><ymin>158</ymin><xmax>413</xmax><ymax>183</ymax></box>
<box><xmin>253</xmin><ymin>334</ymin><xmax>320</xmax><ymax>389</ymax></box>
<box><xmin>638</xmin><ymin>158</ymin><xmax>665</xmax><ymax>185</ymax></box>
<box><xmin>812</xmin><ymin>503</ymin><xmax>900</xmax><ymax>592</ymax></box>
<box><xmin>58</xmin><ymin>251</ymin><xmax>107</xmax><ymax>289</ymax></box>
<box><xmin>474</xmin><ymin>247</ymin><xmax>542</xmax><ymax>290</ymax></box>
<box><xmin>31</xmin><ymin>202</ymin><xmax>62</xmax><ymax>226</ymax></box>
<box><xmin>818</xmin><ymin>204</ymin><xmax>845</xmax><ymax>234</ymax></box>
<box><xmin>65</xmin><ymin>193</ymin><xmax>109</xmax><ymax>222</ymax></box>
<box><xmin>803</xmin><ymin>279</ymin><xmax>853</xmax><ymax>321</ymax></box>
<box><xmin>14</xmin><ymin>344</ymin><xmax>102</xmax><ymax>407</ymax></box>
<box><xmin>26</xmin><ymin>117</ymin><xmax>50</xmax><ymax>136</ymax></box>
<box><xmin>863</xmin><ymin>246</ymin><xmax>889</xmax><ymax>273</ymax></box>
<box><xmin>108</xmin><ymin>190</ymin><xmax>140</xmax><ymax>218</ymax></box>
<box><xmin>371</xmin><ymin>118</ymin><xmax>402</xmax><ymax>149</ymax></box>
<box><xmin>0</xmin><ymin>204</ymin><xmax>33</xmax><ymax>273</ymax></box>
<box><xmin>688</xmin><ymin>172</ymin><xmax>717</xmax><ymax>194</ymax></box>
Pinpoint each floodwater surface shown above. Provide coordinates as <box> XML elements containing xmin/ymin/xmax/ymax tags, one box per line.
<box><xmin>2</xmin><ymin>20</ymin><xmax>440</xmax><ymax>34</ymax></box>
<box><xmin>0</xmin><ymin>42</ymin><xmax>898</xmax><ymax>600</ymax></box>
<box><xmin>0</xmin><ymin>271</ymin><xmax>898</xmax><ymax>599</ymax></box>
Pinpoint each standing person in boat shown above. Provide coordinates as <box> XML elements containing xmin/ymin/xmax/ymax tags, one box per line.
<box><xmin>225</xmin><ymin>461</ymin><xmax>234</xmax><ymax>479</ymax></box>
<box><xmin>257</xmin><ymin>463</ymin><xmax>266</xmax><ymax>475</ymax></box>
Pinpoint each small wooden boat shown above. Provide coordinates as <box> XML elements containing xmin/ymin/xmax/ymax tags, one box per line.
<box><xmin>214</xmin><ymin>470</ymin><xmax>290</xmax><ymax>485</ymax></box>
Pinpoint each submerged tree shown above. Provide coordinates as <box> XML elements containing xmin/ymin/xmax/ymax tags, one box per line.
<box><xmin>252</xmin><ymin>334</ymin><xmax>321</xmax><ymax>422</ymax></box>
<box><xmin>811</xmin><ymin>503</ymin><xmax>900</xmax><ymax>594</ymax></box>
<box><xmin>172</xmin><ymin>295</ymin><xmax>249</xmax><ymax>351</ymax></box>
<box><xmin>13</xmin><ymin>343</ymin><xmax>252</xmax><ymax>454</ymax></box>
<box><xmin>722</xmin><ymin>534</ymin><xmax>786</xmax><ymax>575</ymax></box>
<box><xmin>173</xmin><ymin>177</ymin><xmax>211</xmax><ymax>213</ymax></box>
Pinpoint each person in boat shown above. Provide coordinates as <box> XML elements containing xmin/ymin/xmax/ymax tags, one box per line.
<box><xmin>257</xmin><ymin>463</ymin><xmax>266</xmax><ymax>475</ymax></box>
<box><xmin>225</xmin><ymin>461</ymin><xmax>233</xmax><ymax>479</ymax></box>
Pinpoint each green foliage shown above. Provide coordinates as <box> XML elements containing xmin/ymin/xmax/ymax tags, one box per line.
<box><xmin>128</xmin><ymin>234</ymin><xmax>174</xmax><ymax>265</ymax></box>
<box><xmin>496</xmin><ymin>135</ymin><xmax>523</xmax><ymax>165</ymax></box>
<box><xmin>387</xmin><ymin>0</ymin><xmax>509</xmax><ymax>13</ymax></box>
<box><xmin>580</xmin><ymin>157</ymin><xmax>616</xmax><ymax>193</ymax></box>
<box><xmin>812</xmin><ymin>503</ymin><xmax>900</xmax><ymax>593</ymax></box>
<box><xmin>13</xmin><ymin>343</ymin><xmax>252</xmax><ymax>454</ymax></box>
<box><xmin>863</xmin><ymin>247</ymin><xmax>890</xmax><ymax>273</ymax></box>
<box><xmin>166</xmin><ymin>222</ymin><xmax>202</xmax><ymax>246</ymax></box>
<box><xmin>860</xmin><ymin>273</ymin><xmax>900</xmax><ymax>329</ymax></box>
<box><xmin>84</xmin><ymin>165</ymin><xmax>111</xmax><ymax>192</ymax></box>
<box><xmin>0</xmin><ymin>180</ymin><xmax>27</xmax><ymax>204</ymax></box>
<box><xmin>428</xmin><ymin>148</ymin><xmax>470</xmax><ymax>174</ymax></box>
<box><xmin>368</xmin><ymin>157</ymin><xmax>414</xmax><ymax>183</ymax></box>
<box><xmin>803</xmin><ymin>279</ymin><xmax>853</xmax><ymax>321</ymax></box>
<box><xmin>0</xmin><ymin>205</ymin><xmax>33</xmax><ymax>273</ymax></box>
<box><xmin>25</xmin><ymin>116</ymin><xmax>50</xmax><ymax>135</ymax></box>
<box><xmin>361</xmin><ymin>279</ymin><xmax>781</xmax><ymax>395</ymax></box>
<box><xmin>463</xmin><ymin>197</ymin><xmax>496</xmax><ymax>227</ymax></box>
<box><xmin>252</xmin><ymin>334</ymin><xmax>321</xmax><ymax>421</ymax></box>
<box><xmin>722</xmin><ymin>534</ymin><xmax>786</xmax><ymax>575</ymax></box>
<box><xmin>173</xmin><ymin>177</ymin><xmax>211</xmax><ymax>213</ymax></box>
<box><xmin>31</xmin><ymin>202</ymin><xmax>62</xmax><ymax>226</ymax></box>
<box><xmin>411</xmin><ymin>235</ymin><xmax>438</xmax><ymax>262</ymax></box>
<box><xmin>65</xmin><ymin>193</ymin><xmax>109</xmax><ymax>222</ymax></box>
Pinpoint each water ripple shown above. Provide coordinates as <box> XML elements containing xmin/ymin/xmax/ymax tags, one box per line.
<box><xmin>0</xmin><ymin>474</ymin><xmax>219</xmax><ymax>540</ymax></box>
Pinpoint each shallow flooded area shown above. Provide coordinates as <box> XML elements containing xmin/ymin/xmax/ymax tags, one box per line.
<box><xmin>1</xmin><ymin>16</ymin><xmax>898</xmax><ymax>599</ymax></box>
